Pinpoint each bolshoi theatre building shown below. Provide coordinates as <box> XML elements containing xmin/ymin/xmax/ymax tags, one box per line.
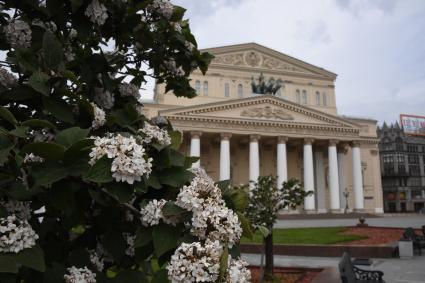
<box><xmin>144</xmin><ymin>43</ymin><xmax>384</xmax><ymax>214</ymax></box>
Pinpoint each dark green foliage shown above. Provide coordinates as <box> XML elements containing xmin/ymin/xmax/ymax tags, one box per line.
<box><xmin>0</xmin><ymin>0</ymin><xmax>217</xmax><ymax>282</ymax></box>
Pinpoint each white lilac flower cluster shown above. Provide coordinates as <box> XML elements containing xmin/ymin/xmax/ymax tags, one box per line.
<box><xmin>90</xmin><ymin>103</ymin><xmax>106</xmax><ymax>129</ymax></box>
<box><xmin>94</xmin><ymin>88</ymin><xmax>115</xmax><ymax>109</ymax></box>
<box><xmin>89</xmin><ymin>133</ymin><xmax>153</xmax><ymax>184</ymax></box>
<box><xmin>32</xmin><ymin>19</ymin><xmax>57</xmax><ymax>33</ymax></box>
<box><xmin>89</xmin><ymin>250</ymin><xmax>104</xmax><ymax>272</ymax></box>
<box><xmin>164</xmin><ymin>60</ymin><xmax>185</xmax><ymax>77</ymax></box>
<box><xmin>85</xmin><ymin>0</ymin><xmax>108</xmax><ymax>26</ymax></box>
<box><xmin>0</xmin><ymin>67</ymin><xmax>17</xmax><ymax>89</ymax></box>
<box><xmin>140</xmin><ymin>199</ymin><xmax>179</xmax><ymax>227</ymax></box>
<box><xmin>185</xmin><ymin>41</ymin><xmax>195</xmax><ymax>52</ymax></box>
<box><xmin>1</xmin><ymin>200</ymin><xmax>31</xmax><ymax>221</ymax></box>
<box><xmin>23</xmin><ymin>153</ymin><xmax>45</xmax><ymax>164</ymax></box>
<box><xmin>123</xmin><ymin>233</ymin><xmax>135</xmax><ymax>256</ymax></box>
<box><xmin>64</xmin><ymin>266</ymin><xmax>96</xmax><ymax>283</ymax></box>
<box><xmin>0</xmin><ymin>215</ymin><xmax>39</xmax><ymax>253</ymax></box>
<box><xmin>147</xmin><ymin>0</ymin><xmax>174</xmax><ymax>19</ymax></box>
<box><xmin>167</xmin><ymin>240</ymin><xmax>222</xmax><ymax>283</ymax></box>
<box><xmin>118</xmin><ymin>83</ymin><xmax>140</xmax><ymax>100</ymax></box>
<box><xmin>175</xmin><ymin>168</ymin><xmax>223</xmax><ymax>211</ymax></box>
<box><xmin>225</xmin><ymin>257</ymin><xmax>251</xmax><ymax>283</ymax></box>
<box><xmin>3</xmin><ymin>20</ymin><xmax>32</xmax><ymax>49</ymax></box>
<box><xmin>140</xmin><ymin>123</ymin><xmax>171</xmax><ymax>146</ymax></box>
<box><xmin>190</xmin><ymin>202</ymin><xmax>242</xmax><ymax>247</ymax></box>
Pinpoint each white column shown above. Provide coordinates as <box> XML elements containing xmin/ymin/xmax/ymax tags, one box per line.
<box><xmin>249</xmin><ymin>135</ymin><xmax>260</xmax><ymax>190</ymax></box>
<box><xmin>328</xmin><ymin>140</ymin><xmax>341</xmax><ymax>212</ymax></box>
<box><xmin>337</xmin><ymin>147</ymin><xmax>348</xmax><ymax>211</ymax></box>
<box><xmin>352</xmin><ymin>141</ymin><xmax>364</xmax><ymax>211</ymax></box>
<box><xmin>314</xmin><ymin>151</ymin><xmax>326</xmax><ymax>213</ymax></box>
<box><xmin>303</xmin><ymin>138</ymin><xmax>315</xmax><ymax>211</ymax></box>
<box><xmin>190</xmin><ymin>131</ymin><xmax>201</xmax><ymax>168</ymax></box>
<box><xmin>277</xmin><ymin>136</ymin><xmax>288</xmax><ymax>188</ymax></box>
<box><xmin>219</xmin><ymin>133</ymin><xmax>231</xmax><ymax>181</ymax></box>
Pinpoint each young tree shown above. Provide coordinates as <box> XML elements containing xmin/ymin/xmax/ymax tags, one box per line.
<box><xmin>0</xmin><ymin>0</ymin><xmax>250</xmax><ymax>282</ymax></box>
<box><xmin>246</xmin><ymin>176</ymin><xmax>312</xmax><ymax>279</ymax></box>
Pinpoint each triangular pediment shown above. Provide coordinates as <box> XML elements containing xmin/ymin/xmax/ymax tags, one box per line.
<box><xmin>202</xmin><ymin>43</ymin><xmax>337</xmax><ymax>80</ymax></box>
<box><xmin>159</xmin><ymin>96</ymin><xmax>359</xmax><ymax>130</ymax></box>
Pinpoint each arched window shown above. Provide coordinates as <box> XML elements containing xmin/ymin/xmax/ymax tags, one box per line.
<box><xmin>203</xmin><ymin>81</ymin><xmax>208</xmax><ymax>96</ymax></box>
<box><xmin>224</xmin><ymin>83</ymin><xmax>229</xmax><ymax>97</ymax></box>
<box><xmin>237</xmin><ymin>84</ymin><xmax>243</xmax><ymax>98</ymax></box>
<box><xmin>195</xmin><ymin>80</ymin><xmax>201</xmax><ymax>95</ymax></box>
<box><xmin>296</xmin><ymin>89</ymin><xmax>301</xmax><ymax>103</ymax></box>
<box><xmin>322</xmin><ymin>92</ymin><xmax>327</xmax><ymax>106</ymax></box>
<box><xmin>315</xmin><ymin>91</ymin><xmax>321</xmax><ymax>105</ymax></box>
<box><xmin>302</xmin><ymin>90</ymin><xmax>307</xmax><ymax>104</ymax></box>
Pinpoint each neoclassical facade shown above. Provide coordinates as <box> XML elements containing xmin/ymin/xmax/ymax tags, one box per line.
<box><xmin>144</xmin><ymin>43</ymin><xmax>384</xmax><ymax>213</ymax></box>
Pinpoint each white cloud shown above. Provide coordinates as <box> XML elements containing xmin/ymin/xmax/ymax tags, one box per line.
<box><xmin>171</xmin><ymin>0</ymin><xmax>425</xmax><ymax>124</ymax></box>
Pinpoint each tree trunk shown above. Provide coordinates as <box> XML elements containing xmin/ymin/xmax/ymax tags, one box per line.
<box><xmin>264</xmin><ymin>228</ymin><xmax>274</xmax><ymax>278</ymax></box>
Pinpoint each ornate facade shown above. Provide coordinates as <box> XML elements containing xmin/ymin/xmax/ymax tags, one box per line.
<box><xmin>378</xmin><ymin>122</ymin><xmax>425</xmax><ymax>212</ymax></box>
<box><xmin>144</xmin><ymin>43</ymin><xmax>384</xmax><ymax>213</ymax></box>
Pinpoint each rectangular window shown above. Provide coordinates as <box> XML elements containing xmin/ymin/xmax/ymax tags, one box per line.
<box><xmin>302</xmin><ymin>90</ymin><xmax>307</xmax><ymax>104</ymax></box>
<box><xmin>224</xmin><ymin>83</ymin><xmax>229</xmax><ymax>97</ymax></box>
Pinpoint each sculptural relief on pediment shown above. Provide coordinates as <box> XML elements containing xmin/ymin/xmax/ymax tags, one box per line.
<box><xmin>240</xmin><ymin>106</ymin><xmax>294</xmax><ymax>120</ymax></box>
<box><xmin>212</xmin><ymin>51</ymin><xmax>313</xmax><ymax>74</ymax></box>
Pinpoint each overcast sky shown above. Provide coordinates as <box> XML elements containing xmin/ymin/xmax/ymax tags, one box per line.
<box><xmin>167</xmin><ymin>0</ymin><xmax>425</xmax><ymax>125</ymax></box>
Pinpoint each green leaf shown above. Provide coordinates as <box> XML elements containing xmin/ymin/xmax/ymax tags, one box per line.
<box><xmin>9</xmin><ymin>126</ymin><xmax>28</xmax><ymax>138</ymax></box>
<box><xmin>21</xmin><ymin>142</ymin><xmax>66</xmax><ymax>161</ymax></box>
<box><xmin>0</xmin><ymin>106</ymin><xmax>17</xmax><ymax>125</ymax></box>
<box><xmin>43</xmin><ymin>98</ymin><xmax>75</xmax><ymax>124</ymax></box>
<box><xmin>152</xmin><ymin>269</ymin><xmax>169</xmax><ymax>283</ymax></box>
<box><xmin>237</xmin><ymin>212</ymin><xmax>253</xmax><ymax>240</ymax></box>
<box><xmin>28</xmin><ymin>71</ymin><xmax>50</xmax><ymax>96</ymax></box>
<box><xmin>152</xmin><ymin>224</ymin><xmax>179</xmax><ymax>257</ymax></box>
<box><xmin>114</xmin><ymin>270</ymin><xmax>147</xmax><ymax>283</ymax></box>
<box><xmin>0</xmin><ymin>255</ymin><xmax>18</xmax><ymax>273</ymax></box>
<box><xmin>104</xmin><ymin>182</ymin><xmax>134</xmax><ymax>202</ymax></box>
<box><xmin>169</xmin><ymin>130</ymin><xmax>182</xmax><ymax>150</ymax></box>
<box><xmin>63</xmin><ymin>138</ymin><xmax>94</xmax><ymax>165</ymax></box>
<box><xmin>145</xmin><ymin>175</ymin><xmax>160</xmax><ymax>190</ymax></box>
<box><xmin>14</xmin><ymin>246</ymin><xmax>45</xmax><ymax>272</ymax></box>
<box><xmin>135</xmin><ymin>227</ymin><xmax>152</xmax><ymax>248</ymax></box>
<box><xmin>55</xmin><ymin>127</ymin><xmax>89</xmax><ymax>148</ymax></box>
<box><xmin>31</xmin><ymin>163</ymin><xmax>68</xmax><ymax>187</ymax></box>
<box><xmin>103</xmin><ymin>231</ymin><xmax>126</xmax><ymax>260</ymax></box>
<box><xmin>22</xmin><ymin>119</ymin><xmax>57</xmax><ymax>129</ymax></box>
<box><xmin>162</xmin><ymin>201</ymin><xmax>186</xmax><ymax>219</ymax></box>
<box><xmin>43</xmin><ymin>30</ymin><xmax>63</xmax><ymax>70</ymax></box>
<box><xmin>84</xmin><ymin>155</ymin><xmax>113</xmax><ymax>183</ymax></box>
<box><xmin>158</xmin><ymin>167</ymin><xmax>194</xmax><ymax>187</ymax></box>
<box><xmin>0</xmin><ymin>134</ymin><xmax>14</xmax><ymax>165</ymax></box>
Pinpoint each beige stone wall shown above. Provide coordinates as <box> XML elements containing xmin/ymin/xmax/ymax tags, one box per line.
<box><xmin>141</xmin><ymin>43</ymin><xmax>383</xmax><ymax>213</ymax></box>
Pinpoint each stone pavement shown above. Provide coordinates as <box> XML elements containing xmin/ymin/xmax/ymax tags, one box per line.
<box><xmin>242</xmin><ymin>253</ymin><xmax>425</xmax><ymax>283</ymax></box>
<box><xmin>275</xmin><ymin>215</ymin><xmax>425</xmax><ymax>229</ymax></box>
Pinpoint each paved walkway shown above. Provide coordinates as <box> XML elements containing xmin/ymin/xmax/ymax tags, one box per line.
<box><xmin>242</xmin><ymin>253</ymin><xmax>425</xmax><ymax>283</ymax></box>
<box><xmin>275</xmin><ymin>215</ymin><xmax>425</xmax><ymax>229</ymax></box>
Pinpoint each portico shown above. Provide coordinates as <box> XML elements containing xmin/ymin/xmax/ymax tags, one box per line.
<box><xmin>157</xmin><ymin>95</ymin><xmax>380</xmax><ymax>213</ymax></box>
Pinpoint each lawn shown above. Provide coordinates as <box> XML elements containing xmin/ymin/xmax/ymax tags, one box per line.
<box><xmin>241</xmin><ymin>227</ymin><xmax>368</xmax><ymax>245</ymax></box>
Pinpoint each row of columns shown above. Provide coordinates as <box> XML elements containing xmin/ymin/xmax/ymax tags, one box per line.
<box><xmin>189</xmin><ymin>132</ymin><xmax>365</xmax><ymax>212</ymax></box>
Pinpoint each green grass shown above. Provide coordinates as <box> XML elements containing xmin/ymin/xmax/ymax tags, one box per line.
<box><xmin>241</xmin><ymin>227</ymin><xmax>368</xmax><ymax>245</ymax></box>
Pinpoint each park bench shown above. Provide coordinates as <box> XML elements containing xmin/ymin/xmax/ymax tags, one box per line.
<box><xmin>403</xmin><ymin>227</ymin><xmax>425</xmax><ymax>255</ymax></box>
<box><xmin>339</xmin><ymin>252</ymin><xmax>385</xmax><ymax>283</ymax></box>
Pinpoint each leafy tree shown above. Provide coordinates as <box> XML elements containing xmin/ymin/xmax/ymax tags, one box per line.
<box><xmin>251</xmin><ymin>73</ymin><xmax>283</xmax><ymax>95</ymax></box>
<box><xmin>246</xmin><ymin>176</ymin><xmax>312</xmax><ymax>280</ymax></box>
<box><xmin>0</xmin><ymin>0</ymin><xmax>251</xmax><ymax>282</ymax></box>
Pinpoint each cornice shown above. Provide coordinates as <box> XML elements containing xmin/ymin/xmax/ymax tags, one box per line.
<box><xmin>160</xmin><ymin>96</ymin><xmax>357</xmax><ymax>129</ymax></box>
<box><xmin>164</xmin><ymin>114</ymin><xmax>360</xmax><ymax>137</ymax></box>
